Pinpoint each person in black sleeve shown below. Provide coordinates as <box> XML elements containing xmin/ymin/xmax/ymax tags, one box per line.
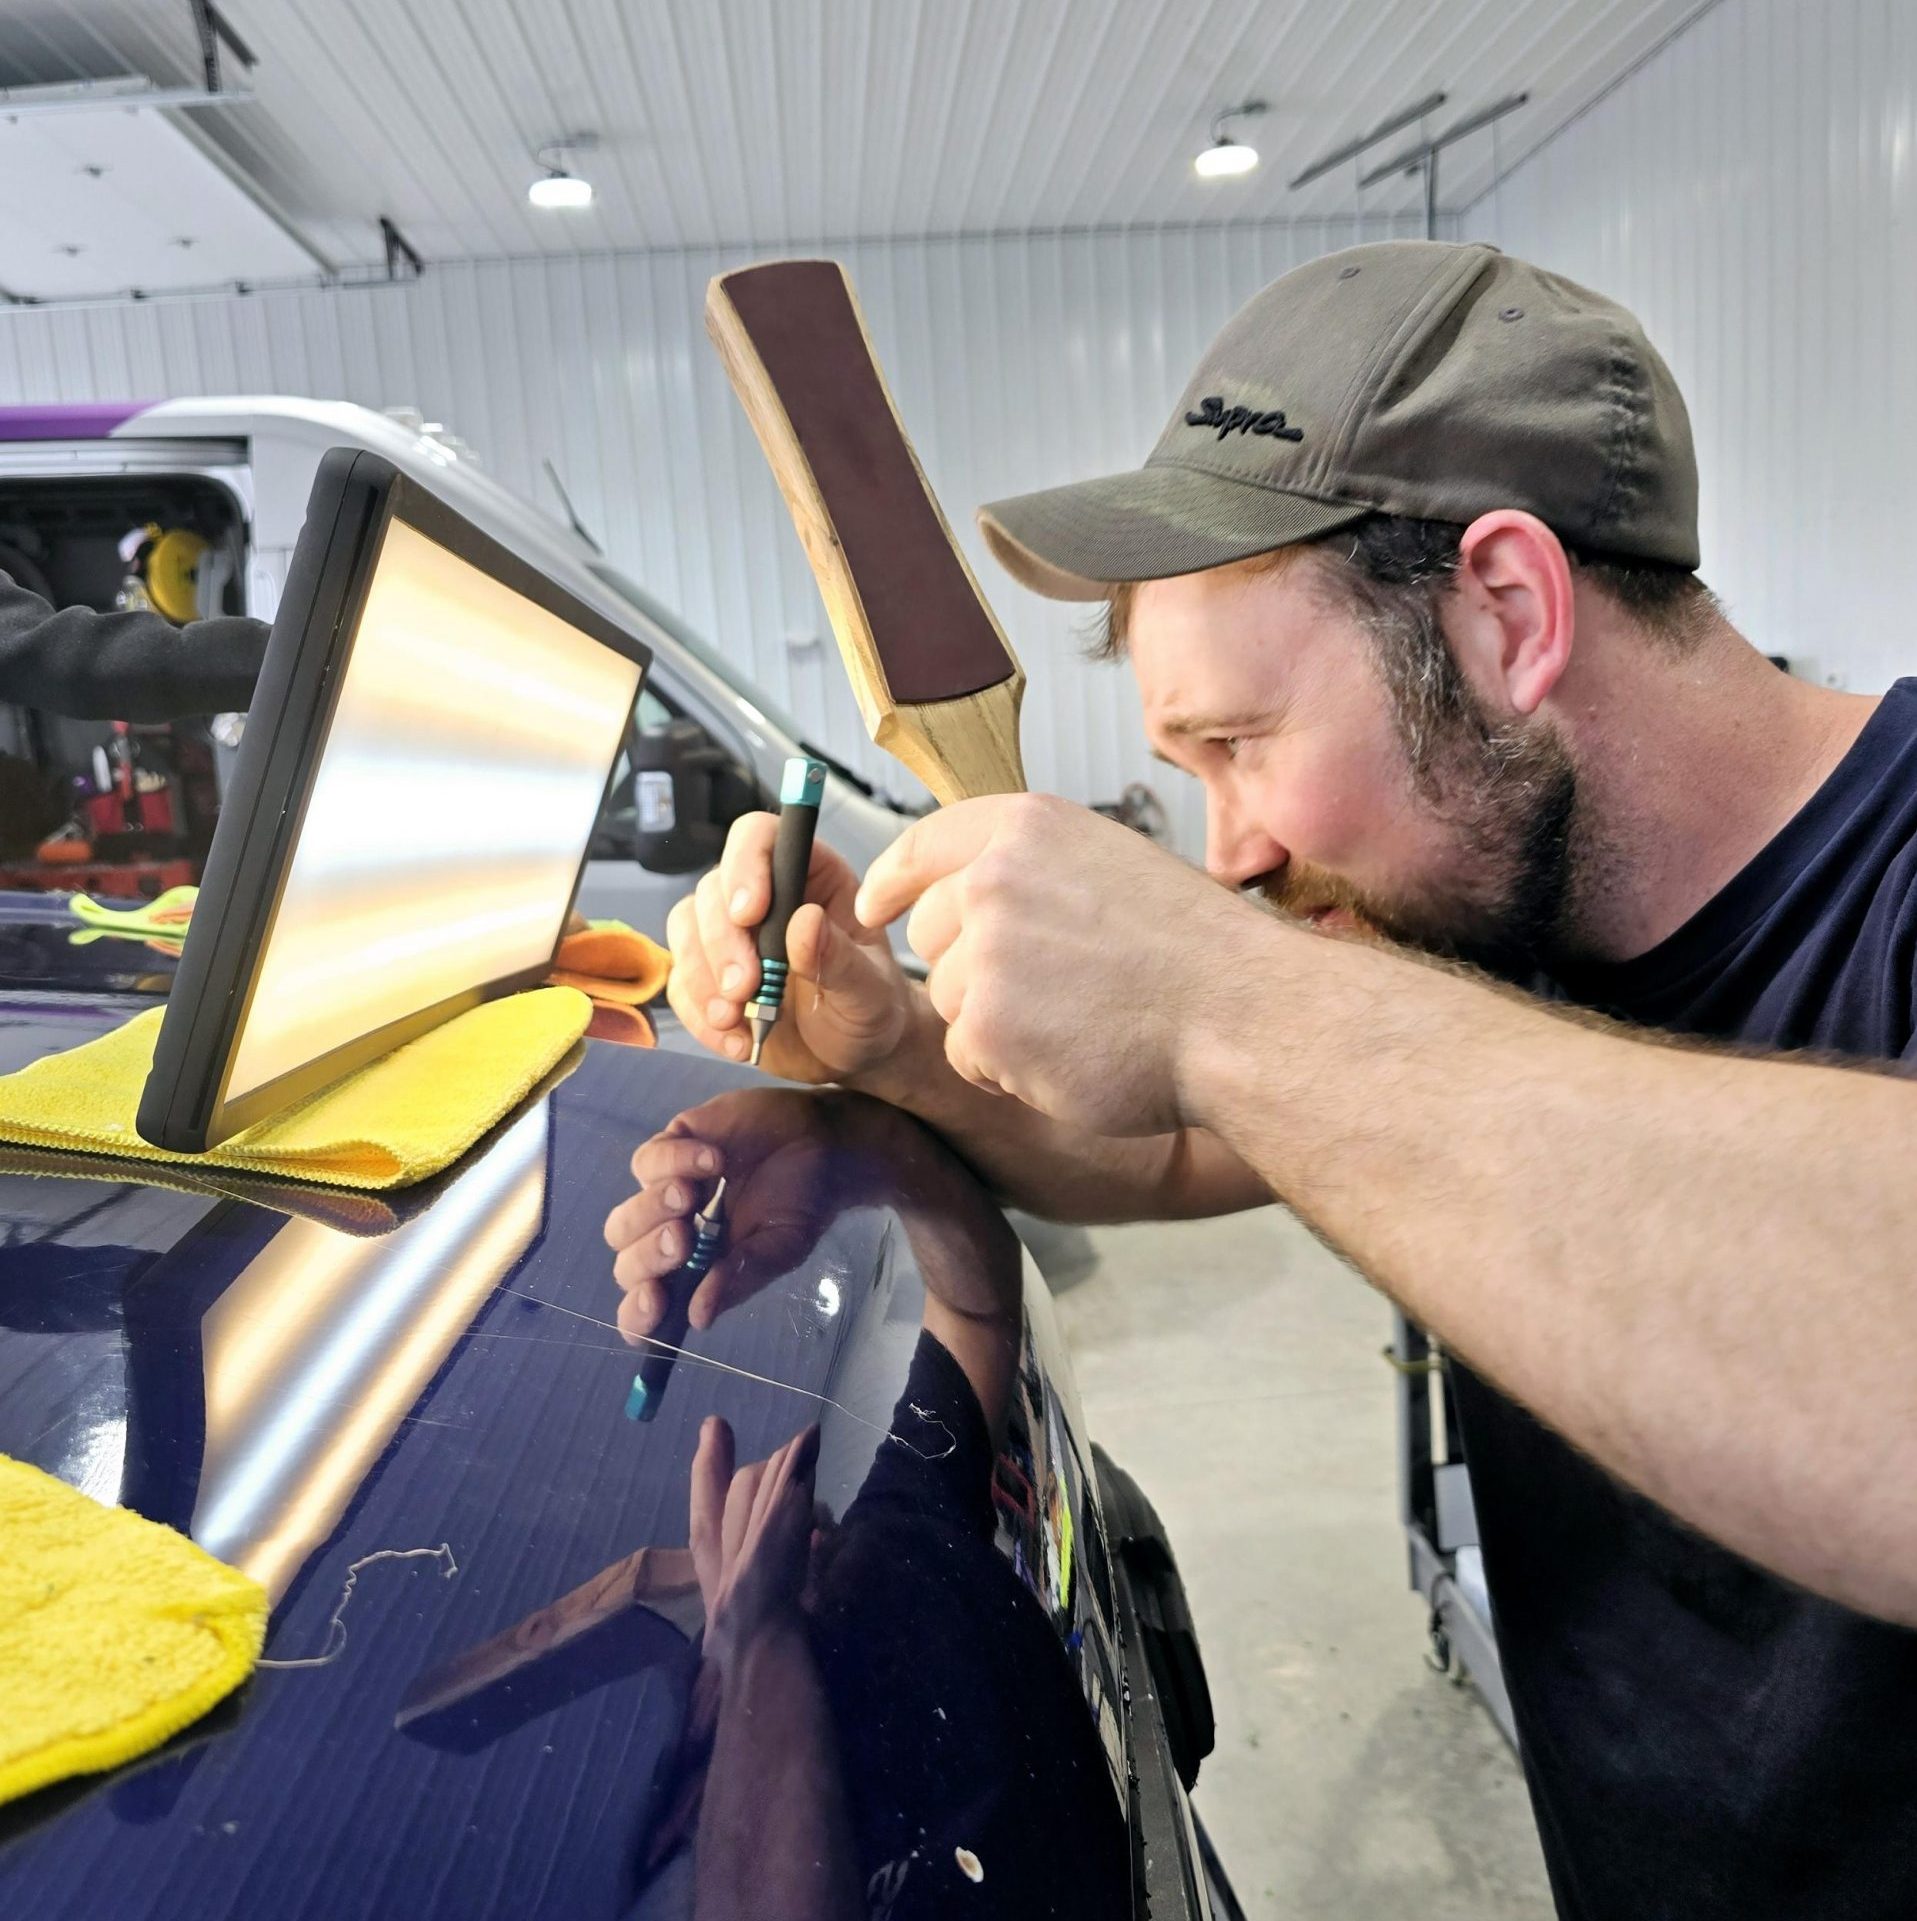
<box><xmin>0</xmin><ymin>567</ymin><xmax>267</xmax><ymax>721</ymax></box>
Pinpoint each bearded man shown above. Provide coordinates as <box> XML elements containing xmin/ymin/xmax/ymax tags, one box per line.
<box><xmin>627</xmin><ymin>241</ymin><xmax>1917</xmax><ymax>1921</ymax></box>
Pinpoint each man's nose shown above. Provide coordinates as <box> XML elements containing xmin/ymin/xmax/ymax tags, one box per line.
<box><xmin>1204</xmin><ymin>793</ymin><xmax>1287</xmax><ymax>889</ymax></box>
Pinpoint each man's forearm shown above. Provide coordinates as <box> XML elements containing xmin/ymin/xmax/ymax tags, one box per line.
<box><xmin>854</xmin><ymin>983</ymin><xmax>1266</xmax><ymax>1223</ymax></box>
<box><xmin>1186</xmin><ymin>923</ymin><xmax>1917</xmax><ymax>1625</ymax></box>
<box><xmin>695</xmin><ymin>1623</ymin><xmax>861</xmax><ymax>1920</ymax></box>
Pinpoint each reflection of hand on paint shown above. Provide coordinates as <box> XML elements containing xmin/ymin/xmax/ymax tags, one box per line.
<box><xmin>607</xmin><ymin>1085</ymin><xmax>1026</xmax><ymax>1453</ymax></box>
<box><xmin>672</xmin><ymin>1414</ymin><xmax>863</xmax><ymax>1921</ymax></box>
<box><xmin>690</xmin><ymin>1417</ymin><xmax>820</xmax><ymax>1672</ymax></box>
<box><xmin>642</xmin><ymin>1334</ymin><xmax>1129</xmax><ymax>1915</ymax></box>
<box><xmin>606</xmin><ymin>1085</ymin><xmax>1026</xmax><ymax>1346</ymax></box>
<box><xmin>604</xmin><ymin>1089</ymin><xmax>834</xmax><ymax>1346</ymax></box>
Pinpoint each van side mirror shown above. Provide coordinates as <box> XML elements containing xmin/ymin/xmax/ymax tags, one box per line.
<box><xmin>631</xmin><ymin>718</ymin><xmax>756</xmax><ymax>874</ymax></box>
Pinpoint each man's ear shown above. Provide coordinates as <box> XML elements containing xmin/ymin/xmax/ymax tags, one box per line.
<box><xmin>1450</xmin><ymin>511</ymin><xmax>1575</xmax><ymax>717</ymax></box>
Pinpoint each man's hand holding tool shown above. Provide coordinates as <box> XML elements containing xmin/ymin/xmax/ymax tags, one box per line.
<box><xmin>669</xmin><ymin>787</ymin><xmax>1276</xmax><ymax>1139</ymax></box>
<box><xmin>664</xmin><ymin>809</ymin><xmax>910</xmax><ymax>1085</ymax></box>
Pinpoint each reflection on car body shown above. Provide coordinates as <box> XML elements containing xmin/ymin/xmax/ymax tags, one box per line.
<box><xmin>0</xmin><ymin>999</ymin><xmax>1155</xmax><ymax>1918</ymax></box>
<box><xmin>595</xmin><ymin>1088</ymin><xmax>1128</xmax><ymax>1915</ymax></box>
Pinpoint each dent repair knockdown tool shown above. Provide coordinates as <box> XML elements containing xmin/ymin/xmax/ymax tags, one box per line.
<box><xmin>706</xmin><ymin>258</ymin><xmax>1027</xmax><ymax>806</ymax></box>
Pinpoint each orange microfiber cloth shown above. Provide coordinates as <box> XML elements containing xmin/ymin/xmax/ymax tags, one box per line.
<box><xmin>550</xmin><ymin>918</ymin><xmax>670</xmax><ymax>1048</ymax></box>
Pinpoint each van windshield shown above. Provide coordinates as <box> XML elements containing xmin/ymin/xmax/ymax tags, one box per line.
<box><xmin>586</xmin><ymin>561</ymin><xmax>809</xmax><ymax>744</ymax></box>
<box><xmin>586</xmin><ymin>560</ymin><xmax>909</xmax><ymax>812</ymax></box>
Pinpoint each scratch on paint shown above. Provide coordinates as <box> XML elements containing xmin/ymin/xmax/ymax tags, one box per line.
<box><xmin>258</xmin><ymin>1544</ymin><xmax>458</xmax><ymax>1671</ymax></box>
<box><xmin>905</xmin><ymin>1404</ymin><xmax>957</xmax><ymax>1460</ymax></box>
<box><xmin>493</xmin><ymin>1286</ymin><xmax>957</xmax><ymax>1462</ymax></box>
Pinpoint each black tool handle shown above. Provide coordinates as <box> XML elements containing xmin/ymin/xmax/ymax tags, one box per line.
<box><xmin>756</xmin><ymin>798</ymin><xmax>821</xmax><ymax>967</ymax></box>
<box><xmin>629</xmin><ymin>1175</ymin><xmax>728</xmax><ymax>1423</ymax></box>
<box><xmin>632</xmin><ymin>1283</ymin><xmax>693</xmax><ymax>1415</ymax></box>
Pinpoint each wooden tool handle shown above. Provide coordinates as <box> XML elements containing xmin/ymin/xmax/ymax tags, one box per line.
<box><xmin>707</xmin><ymin>259</ymin><xmax>1027</xmax><ymax>804</ymax></box>
<box><xmin>880</xmin><ymin>687</ymin><xmax>1025</xmax><ymax>805</ymax></box>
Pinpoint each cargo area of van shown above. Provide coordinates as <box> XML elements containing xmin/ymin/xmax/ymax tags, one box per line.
<box><xmin>0</xmin><ymin>469</ymin><xmax>249</xmax><ymax>895</ymax></box>
<box><xmin>0</xmin><ymin>396</ymin><xmax>916</xmax><ymax>945</ymax></box>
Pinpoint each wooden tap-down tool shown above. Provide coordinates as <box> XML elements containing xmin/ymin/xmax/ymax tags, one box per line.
<box><xmin>706</xmin><ymin>259</ymin><xmax>1026</xmax><ymax>804</ymax></box>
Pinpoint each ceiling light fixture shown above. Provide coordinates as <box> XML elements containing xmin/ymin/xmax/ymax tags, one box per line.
<box><xmin>529</xmin><ymin>137</ymin><xmax>596</xmax><ymax>210</ymax></box>
<box><xmin>1195</xmin><ymin>101</ymin><xmax>1267</xmax><ymax>179</ymax></box>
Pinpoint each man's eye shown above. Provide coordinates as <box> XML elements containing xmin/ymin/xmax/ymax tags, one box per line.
<box><xmin>1220</xmin><ymin>736</ymin><xmax>1244</xmax><ymax>761</ymax></box>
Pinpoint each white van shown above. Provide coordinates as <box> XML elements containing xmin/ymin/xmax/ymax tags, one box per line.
<box><xmin>0</xmin><ymin>396</ymin><xmax>914</xmax><ymax>937</ymax></box>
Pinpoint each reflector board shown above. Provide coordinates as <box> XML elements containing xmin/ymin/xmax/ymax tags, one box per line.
<box><xmin>138</xmin><ymin>449</ymin><xmax>647</xmax><ymax>1153</ymax></box>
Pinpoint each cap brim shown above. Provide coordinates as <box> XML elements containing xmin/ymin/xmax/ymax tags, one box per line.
<box><xmin>977</xmin><ymin>464</ymin><xmax>1370</xmax><ymax>601</ymax></box>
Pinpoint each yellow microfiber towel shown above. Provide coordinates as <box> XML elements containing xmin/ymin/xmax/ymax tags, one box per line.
<box><xmin>0</xmin><ymin>985</ymin><xmax>591</xmax><ymax>1191</ymax></box>
<box><xmin>0</xmin><ymin>1455</ymin><xmax>268</xmax><ymax>1806</ymax></box>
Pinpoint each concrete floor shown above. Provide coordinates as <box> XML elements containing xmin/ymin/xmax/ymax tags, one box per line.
<box><xmin>1048</xmin><ymin>1205</ymin><xmax>1557</xmax><ymax>1921</ymax></box>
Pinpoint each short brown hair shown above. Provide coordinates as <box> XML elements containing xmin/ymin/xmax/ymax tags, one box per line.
<box><xmin>1088</xmin><ymin>513</ymin><xmax>1719</xmax><ymax>791</ymax></box>
<box><xmin>1089</xmin><ymin>513</ymin><xmax>1715</xmax><ymax>664</ymax></box>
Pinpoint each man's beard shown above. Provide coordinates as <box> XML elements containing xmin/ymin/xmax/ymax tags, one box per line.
<box><xmin>1260</xmin><ymin>710</ymin><xmax>1583</xmax><ymax>979</ymax></box>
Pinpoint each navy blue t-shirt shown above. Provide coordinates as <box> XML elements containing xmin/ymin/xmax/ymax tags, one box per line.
<box><xmin>1449</xmin><ymin>678</ymin><xmax>1917</xmax><ymax>1921</ymax></box>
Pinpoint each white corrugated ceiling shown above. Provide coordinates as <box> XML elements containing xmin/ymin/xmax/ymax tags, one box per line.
<box><xmin>0</xmin><ymin>0</ymin><xmax>1713</xmax><ymax>269</ymax></box>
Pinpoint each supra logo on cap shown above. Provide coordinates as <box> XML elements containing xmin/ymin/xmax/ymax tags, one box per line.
<box><xmin>1184</xmin><ymin>395</ymin><xmax>1304</xmax><ymax>443</ymax></box>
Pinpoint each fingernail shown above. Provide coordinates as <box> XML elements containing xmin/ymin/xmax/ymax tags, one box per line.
<box><xmin>852</xmin><ymin>888</ymin><xmax>871</xmax><ymax>923</ymax></box>
<box><xmin>707</xmin><ymin>997</ymin><xmax>732</xmax><ymax>1026</ymax></box>
<box><xmin>726</xmin><ymin>1034</ymin><xmax>749</xmax><ymax>1060</ymax></box>
<box><xmin>720</xmin><ymin>964</ymin><xmax>745</xmax><ymax>994</ymax></box>
<box><xmin>697</xmin><ymin>1148</ymin><xmax>717</xmax><ymax>1173</ymax></box>
<box><xmin>729</xmin><ymin>888</ymin><xmax>752</xmax><ymax>920</ymax></box>
<box><xmin>664</xmin><ymin>1182</ymin><xmax>686</xmax><ymax>1210</ymax></box>
<box><xmin>662</xmin><ymin>1225</ymin><xmax>683</xmax><ymax>1258</ymax></box>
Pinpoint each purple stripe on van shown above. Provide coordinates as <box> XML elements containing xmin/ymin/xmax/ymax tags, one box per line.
<box><xmin>0</xmin><ymin>402</ymin><xmax>153</xmax><ymax>441</ymax></box>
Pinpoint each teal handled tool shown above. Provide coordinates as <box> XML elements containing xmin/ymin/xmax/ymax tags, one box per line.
<box><xmin>626</xmin><ymin>1175</ymin><xmax>726</xmax><ymax>1423</ymax></box>
<box><xmin>745</xmin><ymin>756</ymin><xmax>827</xmax><ymax>1068</ymax></box>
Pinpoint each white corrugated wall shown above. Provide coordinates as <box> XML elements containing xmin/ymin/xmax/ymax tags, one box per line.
<box><xmin>6</xmin><ymin>6</ymin><xmax>1915</xmax><ymax>831</ymax></box>
<box><xmin>0</xmin><ymin>217</ymin><xmax>1426</xmax><ymax>850</ymax></box>
<box><xmin>1463</xmin><ymin>0</ymin><xmax>1917</xmax><ymax>696</ymax></box>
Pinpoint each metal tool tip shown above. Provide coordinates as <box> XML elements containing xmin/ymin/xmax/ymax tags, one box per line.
<box><xmin>694</xmin><ymin>1175</ymin><xmax>729</xmax><ymax>1233</ymax></box>
<box><xmin>747</xmin><ymin>1033</ymin><xmax>764</xmax><ymax>1067</ymax></box>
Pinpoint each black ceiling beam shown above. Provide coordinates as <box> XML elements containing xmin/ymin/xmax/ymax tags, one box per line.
<box><xmin>190</xmin><ymin>0</ymin><xmax>258</xmax><ymax>94</ymax></box>
<box><xmin>1288</xmin><ymin>91</ymin><xmax>1448</xmax><ymax>190</ymax></box>
<box><xmin>381</xmin><ymin>217</ymin><xmax>425</xmax><ymax>281</ymax></box>
<box><xmin>1357</xmin><ymin>93</ymin><xmax>1530</xmax><ymax>188</ymax></box>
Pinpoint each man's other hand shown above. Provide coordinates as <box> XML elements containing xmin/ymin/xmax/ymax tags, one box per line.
<box><xmin>856</xmin><ymin>793</ymin><xmax>1269</xmax><ymax>1137</ymax></box>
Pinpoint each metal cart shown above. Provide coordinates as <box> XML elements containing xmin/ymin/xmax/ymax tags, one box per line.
<box><xmin>1392</xmin><ymin>1312</ymin><xmax>1517</xmax><ymax>1748</ymax></box>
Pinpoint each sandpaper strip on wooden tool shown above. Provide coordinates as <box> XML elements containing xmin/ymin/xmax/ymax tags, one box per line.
<box><xmin>706</xmin><ymin>258</ymin><xmax>1026</xmax><ymax>803</ymax></box>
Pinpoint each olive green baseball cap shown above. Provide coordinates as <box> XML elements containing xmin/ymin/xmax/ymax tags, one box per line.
<box><xmin>978</xmin><ymin>240</ymin><xmax>1699</xmax><ymax>600</ymax></box>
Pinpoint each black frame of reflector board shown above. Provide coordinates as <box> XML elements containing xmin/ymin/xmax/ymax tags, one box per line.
<box><xmin>136</xmin><ymin>447</ymin><xmax>650</xmax><ymax>1155</ymax></box>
